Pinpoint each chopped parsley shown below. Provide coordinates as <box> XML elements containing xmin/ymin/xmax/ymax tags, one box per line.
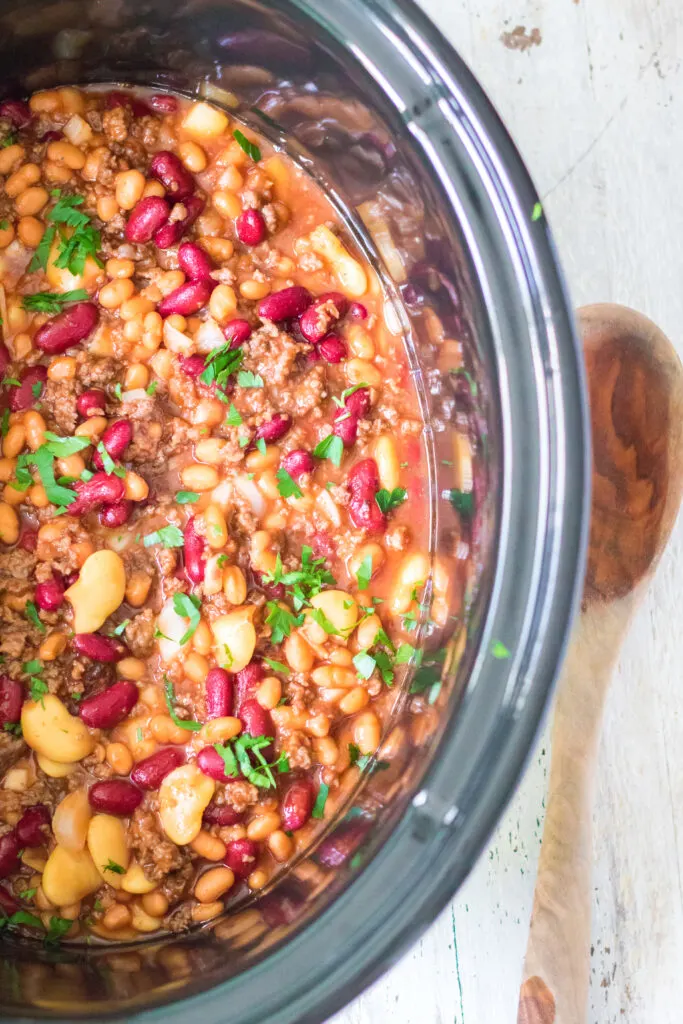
<box><xmin>172</xmin><ymin>592</ymin><xmax>201</xmax><ymax>645</ymax></box>
<box><xmin>214</xmin><ymin>734</ymin><xmax>289</xmax><ymax>790</ymax></box>
<box><xmin>19</xmin><ymin>887</ymin><xmax>37</xmax><ymax>901</ymax></box>
<box><xmin>263</xmin><ymin>547</ymin><xmax>335</xmax><ymax>611</ymax></box>
<box><xmin>143</xmin><ymin>524</ymin><xmax>184</xmax><ymax>549</ymax></box>
<box><xmin>103</xmin><ymin>859</ymin><xmax>125</xmax><ymax>875</ymax></box>
<box><xmin>0</xmin><ymin>134</ymin><xmax>16</xmax><ymax>150</ymax></box>
<box><xmin>255</xmin><ymin>437</ymin><xmax>267</xmax><ymax>456</ymax></box>
<box><xmin>22</xmin><ymin>289</ymin><xmax>88</xmax><ymax>314</ymax></box>
<box><xmin>233</xmin><ymin>129</ymin><xmax>261</xmax><ymax>163</ymax></box>
<box><xmin>263</xmin><ymin>657</ymin><xmax>290</xmax><ymax>676</ymax></box>
<box><xmin>96</xmin><ymin>442</ymin><xmax>126</xmax><ymax>478</ymax></box>
<box><xmin>199</xmin><ymin>341</ymin><xmax>244</xmax><ymax>395</ymax></box>
<box><xmin>48</xmin><ymin>192</ymin><xmax>103</xmax><ymax>276</ymax></box>
<box><xmin>226</xmin><ymin>403</ymin><xmax>242</xmax><ymax>426</ymax></box>
<box><xmin>29</xmin><ymin>227</ymin><xmax>56</xmax><ymax>274</ymax></box>
<box><xmin>0</xmin><ymin>219</ymin><xmax>8</xmax><ymax>229</ymax></box>
<box><xmin>145</xmin><ymin>380</ymin><xmax>158</xmax><ymax>396</ymax></box>
<box><xmin>0</xmin><ymin>910</ymin><xmax>42</xmax><ymax>931</ymax></box>
<box><xmin>3</xmin><ymin>722</ymin><xmax>21</xmax><ymax>736</ymax></box>
<box><xmin>111</xmin><ymin>619</ymin><xmax>130</xmax><ymax>637</ymax></box>
<box><xmin>24</xmin><ymin>600</ymin><xmax>46</xmax><ymax>634</ymax></box>
<box><xmin>450</xmin><ymin>367</ymin><xmax>478</xmax><ymax>397</ymax></box>
<box><xmin>531</xmin><ymin>201</ymin><xmax>543</xmax><ymax>222</ymax></box>
<box><xmin>311</xmin><ymin>783</ymin><xmax>329</xmax><ymax>819</ymax></box>
<box><xmin>491</xmin><ymin>640</ymin><xmax>511</xmax><ymax>660</ymax></box>
<box><xmin>237</xmin><ymin>370</ymin><xmax>264</xmax><ymax>389</ymax></box>
<box><xmin>352</xmin><ymin>650</ymin><xmax>376</xmax><ymax>680</ymax></box>
<box><xmin>175</xmin><ymin>491</ymin><xmax>200</xmax><ymax>504</ymax></box>
<box><xmin>375</xmin><ymin>487</ymin><xmax>407</xmax><ymax>514</ymax></box>
<box><xmin>310</xmin><ymin>607</ymin><xmax>340</xmax><ymax>635</ymax></box>
<box><xmin>275</xmin><ymin>468</ymin><xmax>302</xmax><ymax>500</ymax></box>
<box><xmin>264</xmin><ymin>601</ymin><xmax>304</xmax><ymax>644</ymax></box>
<box><xmin>355</xmin><ymin>554</ymin><xmax>373</xmax><ymax>591</ymax></box>
<box><xmin>448</xmin><ymin>488</ymin><xmax>474</xmax><ymax>517</ymax></box>
<box><xmin>313</xmin><ymin>433</ymin><xmax>343</xmax><ymax>468</ymax></box>
<box><xmin>42</xmin><ymin>431</ymin><xmax>90</xmax><ymax>458</ymax></box>
<box><xmin>44</xmin><ymin>915</ymin><xmax>73</xmax><ymax>946</ymax></box>
<box><xmin>332</xmin><ymin>383</ymin><xmax>369</xmax><ymax>409</ymax></box>
<box><xmin>163</xmin><ymin>677</ymin><xmax>202</xmax><ymax>731</ymax></box>
<box><xmin>113</xmin><ymin>383</ymin><xmax>123</xmax><ymax>401</ymax></box>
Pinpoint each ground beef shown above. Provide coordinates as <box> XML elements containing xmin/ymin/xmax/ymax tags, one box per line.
<box><xmin>42</xmin><ymin>380</ymin><xmax>78</xmax><ymax>434</ymax></box>
<box><xmin>246</xmin><ymin>323</ymin><xmax>301</xmax><ymax>388</ymax></box>
<box><xmin>128</xmin><ymin>802</ymin><xmax>189</xmax><ymax>881</ymax></box>
<box><xmin>160</xmin><ymin>859</ymin><xmax>194</xmax><ymax>903</ymax></box>
<box><xmin>280</xmin><ymin>730</ymin><xmax>313</xmax><ymax>770</ymax></box>
<box><xmin>125</xmin><ymin>607</ymin><xmax>156</xmax><ymax>658</ymax></box>
<box><xmin>128</xmin><ymin>419</ymin><xmax>164</xmax><ymax>465</ymax></box>
<box><xmin>164</xmin><ymin>901</ymin><xmax>193</xmax><ymax>933</ymax></box>
<box><xmin>102</xmin><ymin>105</ymin><xmax>131</xmax><ymax>142</ymax></box>
<box><xmin>77</xmin><ymin>357</ymin><xmax>120</xmax><ymax>387</ymax></box>
<box><xmin>220</xmin><ymin>780</ymin><xmax>259</xmax><ymax>814</ymax></box>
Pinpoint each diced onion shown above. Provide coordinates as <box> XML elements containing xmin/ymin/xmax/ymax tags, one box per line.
<box><xmin>63</xmin><ymin>114</ymin><xmax>93</xmax><ymax>147</ymax></box>
<box><xmin>195</xmin><ymin>318</ymin><xmax>225</xmax><ymax>354</ymax></box>
<box><xmin>234</xmin><ymin>474</ymin><xmax>265</xmax><ymax>518</ymax></box>
<box><xmin>0</xmin><ymin>241</ymin><xmax>32</xmax><ymax>289</ymax></box>
<box><xmin>121</xmin><ymin>388</ymin><xmax>150</xmax><ymax>403</ymax></box>
<box><xmin>163</xmin><ymin>320</ymin><xmax>194</xmax><ymax>355</ymax></box>
<box><xmin>316</xmin><ymin>488</ymin><xmax>341</xmax><ymax>527</ymax></box>
<box><xmin>210</xmin><ymin>478</ymin><xmax>233</xmax><ymax>511</ymax></box>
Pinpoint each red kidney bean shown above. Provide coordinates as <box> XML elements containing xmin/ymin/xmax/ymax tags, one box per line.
<box><xmin>183</xmin><ymin>517</ymin><xmax>206</xmax><ymax>584</ymax></box>
<box><xmin>15</xmin><ymin>804</ymin><xmax>50</xmax><ymax>847</ymax></box>
<box><xmin>0</xmin><ymin>676</ymin><xmax>22</xmax><ymax>726</ymax></box>
<box><xmin>0</xmin><ymin>340</ymin><xmax>9</xmax><ymax>379</ymax></box>
<box><xmin>235</xmin><ymin>208</ymin><xmax>266</xmax><ymax>246</ymax></box>
<box><xmin>319</xmin><ymin>334</ymin><xmax>347</xmax><ymax>363</ymax></box>
<box><xmin>235</xmin><ymin>660</ymin><xmax>264</xmax><ymax>710</ymax></box>
<box><xmin>149</xmin><ymin>93</ymin><xmax>178</xmax><ymax>113</ymax></box>
<box><xmin>158</xmin><ymin>279</ymin><xmax>213</xmax><ymax>318</ymax></box>
<box><xmin>0</xmin><ymin>884</ymin><xmax>19</xmax><ymax>915</ymax></box>
<box><xmin>92</xmin><ymin>419</ymin><xmax>132</xmax><ymax>470</ymax></box>
<box><xmin>344</xmin><ymin>387</ymin><xmax>371</xmax><ymax>419</ymax></box>
<box><xmin>254</xmin><ymin>413</ymin><xmax>291</xmax><ymax>444</ymax></box>
<box><xmin>69</xmin><ymin>472</ymin><xmax>126</xmax><ymax>515</ymax></box>
<box><xmin>149</xmin><ymin>150</ymin><xmax>194</xmax><ymax>201</ymax></box>
<box><xmin>179</xmin><ymin>354</ymin><xmax>206</xmax><ymax>378</ymax></box>
<box><xmin>34</xmin><ymin>302</ymin><xmax>99</xmax><ymax>355</ymax></box>
<box><xmin>347</xmin><ymin>458</ymin><xmax>380</xmax><ymax>500</ymax></box>
<box><xmin>348</xmin><ymin>301</ymin><xmax>368</xmax><ymax>320</ymax></box>
<box><xmin>153</xmin><ymin>195</ymin><xmax>205</xmax><ymax>249</ymax></box>
<box><xmin>239</xmin><ymin>699</ymin><xmax>273</xmax><ymax>744</ymax></box>
<box><xmin>100</xmin><ymin>499</ymin><xmax>133</xmax><ymax>528</ymax></box>
<box><xmin>88</xmin><ymin>780</ymin><xmax>142</xmax><ymax>816</ymax></box>
<box><xmin>281</xmin><ymin>778</ymin><xmax>315</xmax><ymax>832</ymax></box>
<box><xmin>224</xmin><ymin>838</ymin><xmax>258</xmax><ymax>879</ymax></box>
<box><xmin>72</xmin><ymin>633</ymin><xmax>128</xmax><ymax>663</ymax></box>
<box><xmin>19</xmin><ymin>528</ymin><xmax>37</xmax><ymax>552</ymax></box>
<box><xmin>258</xmin><ymin>286</ymin><xmax>312</xmax><ymax>323</ymax></box>
<box><xmin>203</xmin><ymin>802</ymin><xmax>243</xmax><ymax>827</ymax></box>
<box><xmin>78</xmin><ymin>681</ymin><xmax>138</xmax><ymax>729</ymax></box>
<box><xmin>76</xmin><ymin>388</ymin><xmax>107</xmax><ymax>418</ymax></box>
<box><xmin>105</xmin><ymin>92</ymin><xmax>150</xmax><ymax>117</ymax></box>
<box><xmin>332</xmin><ymin>412</ymin><xmax>359</xmax><ymax>448</ymax></box>
<box><xmin>131</xmin><ymin>747</ymin><xmax>185</xmax><ymax>790</ymax></box>
<box><xmin>222</xmin><ymin>318</ymin><xmax>251</xmax><ymax>347</ymax></box>
<box><xmin>0</xmin><ymin>832</ymin><xmax>20</xmax><ymax>879</ymax></box>
<box><xmin>252</xmin><ymin>568</ymin><xmax>285</xmax><ymax>601</ymax></box>
<box><xmin>205</xmin><ymin>667</ymin><xmax>233</xmax><ymax>720</ymax></box>
<box><xmin>281</xmin><ymin>449</ymin><xmax>315</xmax><ymax>480</ymax></box>
<box><xmin>349</xmin><ymin>496</ymin><xmax>386</xmax><ymax>533</ymax></box>
<box><xmin>316</xmin><ymin>819</ymin><xmax>371</xmax><ymax>868</ymax></box>
<box><xmin>197</xmin><ymin>746</ymin><xmax>239</xmax><ymax>783</ymax></box>
<box><xmin>125</xmin><ymin>196</ymin><xmax>170</xmax><ymax>243</ymax></box>
<box><xmin>177</xmin><ymin>241</ymin><xmax>213</xmax><ymax>281</ymax></box>
<box><xmin>9</xmin><ymin>365</ymin><xmax>47</xmax><ymax>412</ymax></box>
<box><xmin>0</xmin><ymin>99</ymin><xmax>31</xmax><ymax>127</ymax></box>
<box><xmin>34</xmin><ymin>576</ymin><xmax>64</xmax><ymax>612</ymax></box>
<box><xmin>298</xmin><ymin>291</ymin><xmax>349</xmax><ymax>344</ymax></box>
<box><xmin>40</xmin><ymin>130</ymin><xmax>62</xmax><ymax>143</ymax></box>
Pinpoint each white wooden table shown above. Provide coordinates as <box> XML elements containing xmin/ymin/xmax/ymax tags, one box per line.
<box><xmin>333</xmin><ymin>1</ymin><xmax>683</xmax><ymax>1021</ymax></box>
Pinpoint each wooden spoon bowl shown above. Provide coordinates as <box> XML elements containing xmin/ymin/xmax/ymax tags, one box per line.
<box><xmin>518</xmin><ymin>303</ymin><xmax>683</xmax><ymax>1024</ymax></box>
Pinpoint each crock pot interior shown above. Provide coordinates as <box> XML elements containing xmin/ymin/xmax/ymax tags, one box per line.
<box><xmin>0</xmin><ymin>2</ymin><xmax>587</xmax><ymax>1021</ymax></box>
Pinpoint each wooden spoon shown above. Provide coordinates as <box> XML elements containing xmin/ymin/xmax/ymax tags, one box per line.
<box><xmin>517</xmin><ymin>303</ymin><xmax>683</xmax><ymax>1024</ymax></box>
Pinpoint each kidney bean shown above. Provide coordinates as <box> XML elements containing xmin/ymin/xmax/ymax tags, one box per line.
<box><xmin>105</xmin><ymin>91</ymin><xmax>150</xmax><ymax>117</ymax></box>
<box><xmin>0</xmin><ymin>341</ymin><xmax>9</xmax><ymax>380</ymax></box>
<box><xmin>205</xmin><ymin>667</ymin><xmax>234</xmax><ymax>720</ymax></box>
<box><xmin>40</xmin><ymin>130</ymin><xmax>62</xmax><ymax>143</ymax></box>
<box><xmin>34</xmin><ymin>576</ymin><xmax>64</xmax><ymax>612</ymax></box>
<box><xmin>34</xmin><ymin>302</ymin><xmax>99</xmax><ymax>356</ymax></box>
<box><xmin>100</xmin><ymin>500</ymin><xmax>133</xmax><ymax>528</ymax></box>
<box><xmin>222</xmin><ymin>318</ymin><xmax>252</xmax><ymax>348</ymax></box>
<box><xmin>319</xmin><ymin>334</ymin><xmax>347</xmax><ymax>364</ymax></box>
<box><xmin>179</xmin><ymin>354</ymin><xmax>206</xmax><ymax>378</ymax></box>
<box><xmin>348</xmin><ymin>301</ymin><xmax>368</xmax><ymax>320</ymax></box>
<box><xmin>252</xmin><ymin>568</ymin><xmax>285</xmax><ymax>601</ymax></box>
<box><xmin>235</xmin><ymin>208</ymin><xmax>266</xmax><ymax>246</ymax></box>
<box><xmin>0</xmin><ymin>884</ymin><xmax>18</xmax><ymax>915</ymax></box>
<box><xmin>0</xmin><ymin>832</ymin><xmax>20</xmax><ymax>879</ymax></box>
<box><xmin>183</xmin><ymin>517</ymin><xmax>206</xmax><ymax>584</ymax></box>
<box><xmin>76</xmin><ymin>388</ymin><xmax>107</xmax><ymax>418</ymax></box>
<box><xmin>347</xmin><ymin>458</ymin><xmax>380</xmax><ymax>500</ymax></box>
<box><xmin>280</xmin><ymin>449</ymin><xmax>315</xmax><ymax>481</ymax></box>
<box><xmin>239</xmin><ymin>699</ymin><xmax>273</xmax><ymax>744</ymax></box>
<box><xmin>203</xmin><ymin>801</ymin><xmax>243</xmax><ymax>827</ymax></box>
<box><xmin>332</xmin><ymin>412</ymin><xmax>359</xmax><ymax>448</ymax></box>
<box><xmin>158</xmin><ymin>279</ymin><xmax>213</xmax><ymax>318</ymax></box>
<box><xmin>177</xmin><ymin>241</ymin><xmax>213</xmax><ymax>281</ymax></box>
<box><xmin>149</xmin><ymin>93</ymin><xmax>178</xmax><ymax>113</ymax></box>
<box><xmin>349</xmin><ymin>496</ymin><xmax>386</xmax><ymax>533</ymax></box>
<box><xmin>298</xmin><ymin>291</ymin><xmax>349</xmax><ymax>344</ymax></box>
<box><xmin>79</xmin><ymin>681</ymin><xmax>138</xmax><ymax>729</ymax></box>
<box><xmin>0</xmin><ymin>99</ymin><xmax>31</xmax><ymax>127</ymax></box>
<box><xmin>149</xmin><ymin>150</ymin><xmax>195</xmax><ymax>201</ymax></box>
<box><xmin>254</xmin><ymin>413</ymin><xmax>291</xmax><ymax>444</ymax></box>
<box><xmin>344</xmin><ymin>387</ymin><xmax>371</xmax><ymax>419</ymax></box>
<box><xmin>153</xmin><ymin>195</ymin><xmax>205</xmax><ymax>249</ymax></box>
<box><xmin>69</xmin><ymin>472</ymin><xmax>125</xmax><ymax>515</ymax></box>
<box><xmin>88</xmin><ymin>780</ymin><xmax>142</xmax><ymax>816</ymax></box>
<box><xmin>281</xmin><ymin>778</ymin><xmax>315</xmax><ymax>832</ymax></box>
<box><xmin>316</xmin><ymin>819</ymin><xmax>371</xmax><ymax>868</ymax></box>
<box><xmin>224</xmin><ymin>838</ymin><xmax>258</xmax><ymax>880</ymax></box>
<box><xmin>125</xmin><ymin>196</ymin><xmax>170</xmax><ymax>243</ymax></box>
<box><xmin>197</xmin><ymin>745</ymin><xmax>239</xmax><ymax>783</ymax></box>
<box><xmin>93</xmin><ymin>419</ymin><xmax>132</xmax><ymax>470</ymax></box>
<box><xmin>15</xmin><ymin>804</ymin><xmax>50</xmax><ymax>847</ymax></box>
<box><xmin>72</xmin><ymin>633</ymin><xmax>128</xmax><ymax>663</ymax></box>
<box><xmin>235</xmin><ymin>660</ymin><xmax>264</xmax><ymax>710</ymax></box>
<box><xmin>18</xmin><ymin>528</ymin><xmax>37</xmax><ymax>552</ymax></box>
<box><xmin>8</xmin><ymin>365</ymin><xmax>47</xmax><ymax>412</ymax></box>
<box><xmin>258</xmin><ymin>286</ymin><xmax>312</xmax><ymax>323</ymax></box>
<box><xmin>131</xmin><ymin>747</ymin><xmax>185</xmax><ymax>790</ymax></box>
<box><xmin>0</xmin><ymin>676</ymin><xmax>22</xmax><ymax>726</ymax></box>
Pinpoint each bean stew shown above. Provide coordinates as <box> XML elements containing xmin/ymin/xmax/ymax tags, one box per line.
<box><xmin>0</xmin><ymin>85</ymin><xmax>461</xmax><ymax>943</ymax></box>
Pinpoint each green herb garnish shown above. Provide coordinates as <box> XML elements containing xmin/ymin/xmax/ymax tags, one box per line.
<box><xmin>355</xmin><ymin>554</ymin><xmax>373</xmax><ymax>591</ymax></box>
<box><xmin>172</xmin><ymin>592</ymin><xmax>201</xmax><ymax>645</ymax></box>
<box><xmin>25</xmin><ymin>601</ymin><xmax>45</xmax><ymax>634</ymax></box>
<box><xmin>311</xmin><ymin>783</ymin><xmax>329</xmax><ymax>819</ymax></box>
<box><xmin>175</xmin><ymin>491</ymin><xmax>200</xmax><ymax>504</ymax></box>
<box><xmin>22</xmin><ymin>289</ymin><xmax>88</xmax><ymax>314</ymax></box>
<box><xmin>233</xmin><ymin>129</ymin><xmax>261</xmax><ymax>162</ymax></box>
<box><xmin>264</xmin><ymin>601</ymin><xmax>304</xmax><ymax>644</ymax></box>
<box><xmin>531</xmin><ymin>201</ymin><xmax>543</xmax><ymax>222</ymax></box>
<box><xmin>275</xmin><ymin>468</ymin><xmax>302</xmax><ymax>500</ymax></box>
<box><xmin>263</xmin><ymin>657</ymin><xmax>290</xmax><ymax>676</ymax></box>
<box><xmin>237</xmin><ymin>370</ymin><xmax>264</xmax><ymax>389</ymax></box>
<box><xmin>313</xmin><ymin>433</ymin><xmax>343</xmax><ymax>468</ymax></box>
<box><xmin>226</xmin><ymin>403</ymin><xmax>242</xmax><ymax>426</ymax></box>
<box><xmin>103</xmin><ymin>859</ymin><xmax>125</xmax><ymax>875</ymax></box>
<box><xmin>199</xmin><ymin>341</ymin><xmax>244</xmax><ymax>395</ymax></box>
<box><xmin>143</xmin><ymin>525</ymin><xmax>184</xmax><ymax>549</ymax></box>
<box><xmin>375</xmin><ymin>487</ymin><xmax>407</xmax><ymax>514</ymax></box>
<box><xmin>491</xmin><ymin>640</ymin><xmax>510</xmax><ymax>660</ymax></box>
<box><xmin>163</xmin><ymin>677</ymin><xmax>202</xmax><ymax>731</ymax></box>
